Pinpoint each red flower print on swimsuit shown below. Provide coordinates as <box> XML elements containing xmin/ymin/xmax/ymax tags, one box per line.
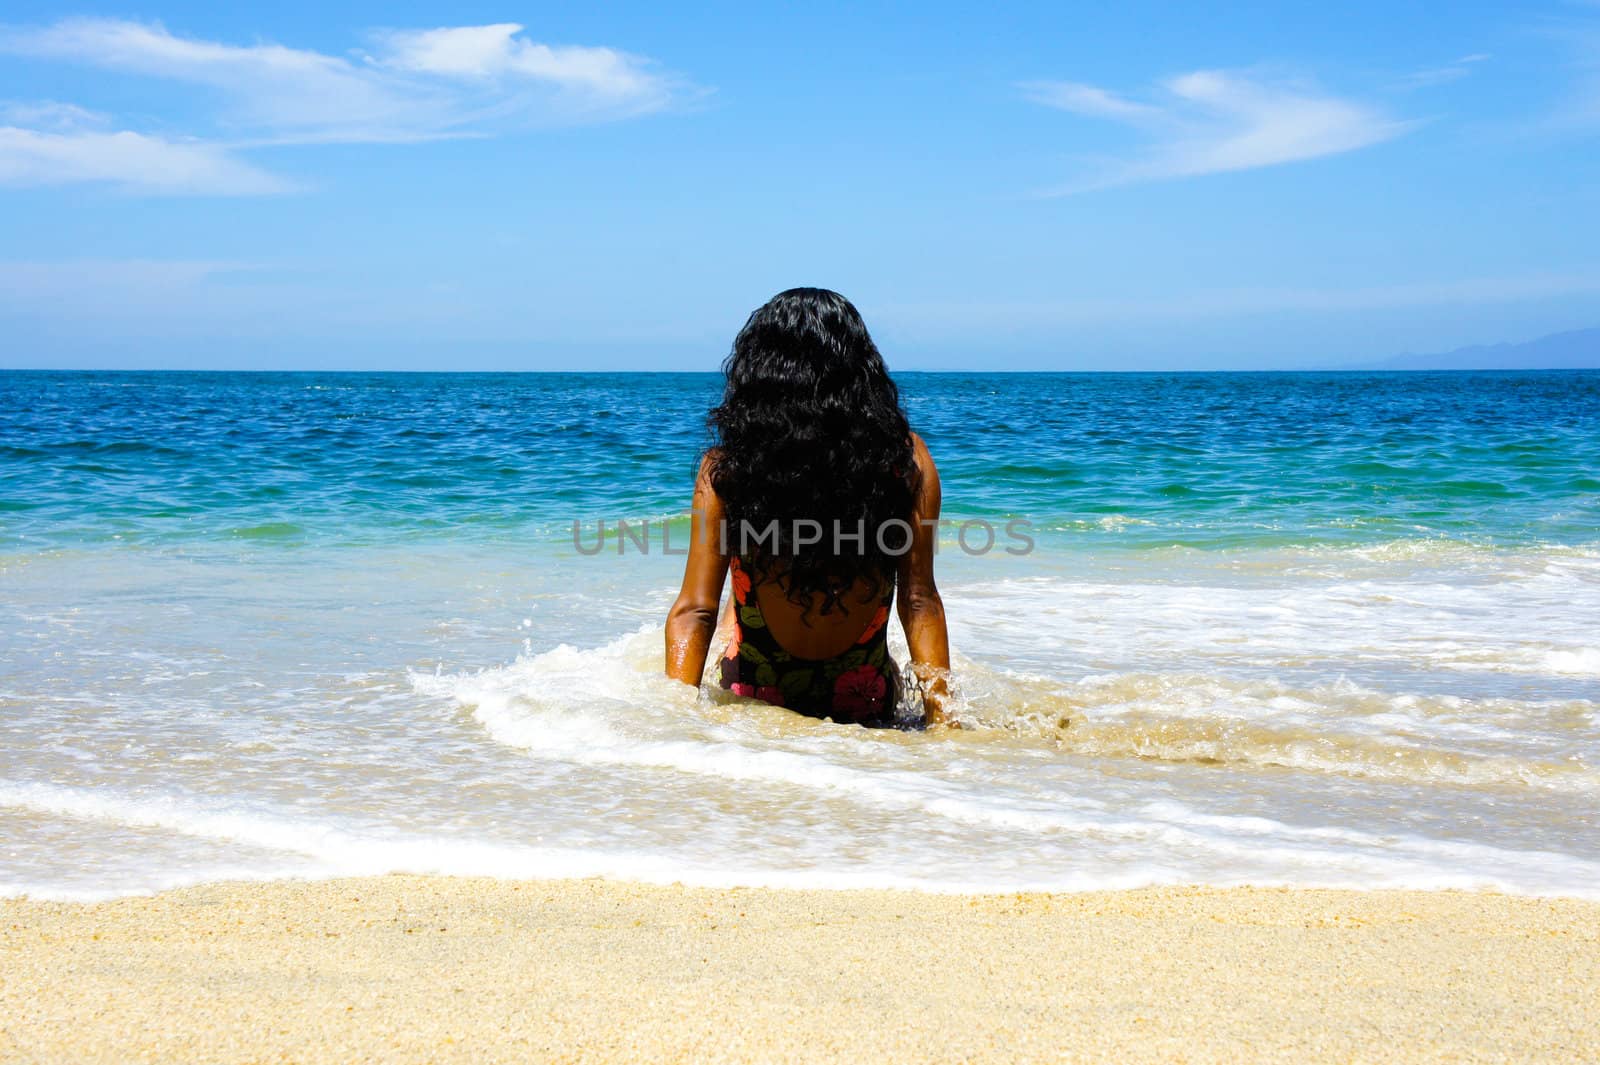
<box><xmin>833</xmin><ymin>665</ymin><xmax>887</xmax><ymax>716</ymax></box>
<box><xmin>730</xmin><ymin>557</ymin><xmax>751</xmax><ymax>605</ymax></box>
<box><xmin>856</xmin><ymin>604</ymin><xmax>889</xmax><ymax>645</ymax></box>
<box><xmin>727</xmin><ymin>681</ymin><xmax>783</xmax><ymax>707</ymax></box>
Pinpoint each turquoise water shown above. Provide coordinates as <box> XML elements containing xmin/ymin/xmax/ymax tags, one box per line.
<box><xmin>2</xmin><ymin>370</ymin><xmax>1598</xmax><ymax>899</ymax></box>
<box><xmin>4</xmin><ymin>370</ymin><xmax>1597</xmax><ymax>549</ymax></box>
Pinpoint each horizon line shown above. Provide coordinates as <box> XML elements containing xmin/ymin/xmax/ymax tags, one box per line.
<box><xmin>6</xmin><ymin>366</ymin><xmax>1600</xmax><ymax>376</ymax></box>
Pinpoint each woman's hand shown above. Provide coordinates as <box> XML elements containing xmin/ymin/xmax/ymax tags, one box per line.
<box><xmin>911</xmin><ymin>665</ymin><xmax>959</xmax><ymax>729</ymax></box>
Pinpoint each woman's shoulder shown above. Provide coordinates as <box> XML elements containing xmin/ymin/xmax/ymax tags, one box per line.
<box><xmin>908</xmin><ymin>432</ymin><xmax>937</xmax><ymax>477</ymax></box>
<box><xmin>906</xmin><ymin>432</ymin><xmax>940</xmax><ymax>513</ymax></box>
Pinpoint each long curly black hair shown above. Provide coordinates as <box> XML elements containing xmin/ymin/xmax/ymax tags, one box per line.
<box><xmin>708</xmin><ymin>288</ymin><xmax>918</xmax><ymax>614</ymax></box>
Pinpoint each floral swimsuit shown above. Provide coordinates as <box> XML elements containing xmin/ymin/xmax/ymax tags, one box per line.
<box><xmin>718</xmin><ymin>555</ymin><xmax>902</xmax><ymax>727</ymax></box>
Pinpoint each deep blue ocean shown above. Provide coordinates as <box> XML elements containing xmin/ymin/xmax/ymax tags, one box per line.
<box><xmin>4</xmin><ymin>370</ymin><xmax>1597</xmax><ymax>550</ymax></box>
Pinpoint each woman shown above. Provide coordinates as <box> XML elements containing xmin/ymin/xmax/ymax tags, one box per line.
<box><xmin>665</xmin><ymin>288</ymin><xmax>952</xmax><ymax>728</ymax></box>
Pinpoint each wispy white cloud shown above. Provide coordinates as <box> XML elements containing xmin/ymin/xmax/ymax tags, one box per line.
<box><xmin>1019</xmin><ymin>81</ymin><xmax>1163</xmax><ymax>123</ymax></box>
<box><xmin>1022</xmin><ymin>69</ymin><xmax>1413</xmax><ymax>194</ymax></box>
<box><xmin>2</xmin><ymin>17</ymin><xmax>689</xmax><ymax>138</ymax></box>
<box><xmin>0</xmin><ymin>99</ymin><xmax>108</xmax><ymax>129</ymax></box>
<box><xmin>1394</xmin><ymin>53</ymin><xmax>1491</xmax><ymax>90</ymax></box>
<box><xmin>374</xmin><ymin>24</ymin><xmax>677</xmax><ymax>116</ymax></box>
<box><xmin>0</xmin><ymin>127</ymin><xmax>292</xmax><ymax>194</ymax></box>
<box><xmin>0</xmin><ymin>17</ymin><xmax>696</xmax><ymax>193</ymax></box>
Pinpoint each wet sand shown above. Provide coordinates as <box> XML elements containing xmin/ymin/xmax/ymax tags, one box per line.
<box><xmin>3</xmin><ymin>877</ymin><xmax>1597</xmax><ymax>1063</ymax></box>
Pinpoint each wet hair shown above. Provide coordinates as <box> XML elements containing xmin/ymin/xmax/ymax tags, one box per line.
<box><xmin>708</xmin><ymin>287</ymin><xmax>917</xmax><ymax>614</ymax></box>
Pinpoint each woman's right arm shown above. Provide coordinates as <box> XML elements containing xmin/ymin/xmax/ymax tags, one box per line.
<box><xmin>665</xmin><ymin>454</ymin><xmax>729</xmax><ymax>688</ymax></box>
<box><xmin>896</xmin><ymin>433</ymin><xmax>954</xmax><ymax>727</ymax></box>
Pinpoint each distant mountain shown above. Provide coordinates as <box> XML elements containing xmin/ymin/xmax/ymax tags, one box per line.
<box><xmin>1359</xmin><ymin>327</ymin><xmax>1600</xmax><ymax>370</ymax></box>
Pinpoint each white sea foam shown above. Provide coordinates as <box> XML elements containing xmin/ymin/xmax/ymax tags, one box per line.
<box><xmin>5</xmin><ymin>774</ymin><xmax>1599</xmax><ymax>903</ymax></box>
<box><xmin>4</xmin><ymin>541</ymin><xmax>1597</xmax><ymax>901</ymax></box>
<box><xmin>1544</xmin><ymin>648</ymin><xmax>1600</xmax><ymax>676</ymax></box>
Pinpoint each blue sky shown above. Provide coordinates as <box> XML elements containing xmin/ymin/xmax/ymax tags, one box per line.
<box><xmin>1</xmin><ymin>1</ymin><xmax>1598</xmax><ymax>370</ymax></box>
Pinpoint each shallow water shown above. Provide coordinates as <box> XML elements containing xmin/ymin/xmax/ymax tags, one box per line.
<box><xmin>2</xmin><ymin>370</ymin><xmax>1597</xmax><ymax>899</ymax></box>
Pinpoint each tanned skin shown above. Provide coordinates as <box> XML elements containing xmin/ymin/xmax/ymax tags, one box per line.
<box><xmin>664</xmin><ymin>432</ymin><xmax>952</xmax><ymax>727</ymax></box>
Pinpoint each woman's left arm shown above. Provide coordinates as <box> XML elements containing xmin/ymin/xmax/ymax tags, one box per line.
<box><xmin>665</xmin><ymin>454</ymin><xmax>730</xmax><ymax>687</ymax></box>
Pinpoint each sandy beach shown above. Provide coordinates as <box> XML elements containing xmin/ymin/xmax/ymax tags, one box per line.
<box><xmin>2</xmin><ymin>877</ymin><xmax>1596</xmax><ymax>1063</ymax></box>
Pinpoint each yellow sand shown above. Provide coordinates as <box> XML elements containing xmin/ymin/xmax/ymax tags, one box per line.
<box><xmin>3</xmin><ymin>877</ymin><xmax>1597</xmax><ymax>1063</ymax></box>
